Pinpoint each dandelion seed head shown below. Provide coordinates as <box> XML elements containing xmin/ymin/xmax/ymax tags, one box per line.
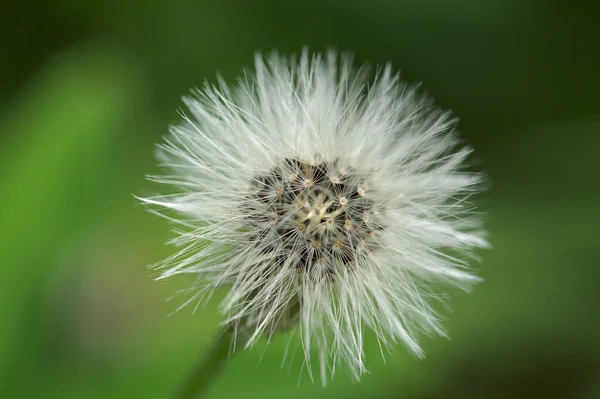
<box><xmin>139</xmin><ymin>48</ymin><xmax>489</xmax><ymax>384</ymax></box>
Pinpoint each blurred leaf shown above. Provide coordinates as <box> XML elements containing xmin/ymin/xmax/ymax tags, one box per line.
<box><xmin>0</xmin><ymin>44</ymin><xmax>146</xmax><ymax>395</ymax></box>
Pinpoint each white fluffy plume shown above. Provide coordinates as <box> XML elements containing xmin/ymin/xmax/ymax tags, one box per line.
<box><xmin>140</xmin><ymin>49</ymin><xmax>488</xmax><ymax>383</ymax></box>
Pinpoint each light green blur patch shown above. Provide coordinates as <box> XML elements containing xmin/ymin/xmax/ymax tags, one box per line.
<box><xmin>0</xmin><ymin>44</ymin><xmax>147</xmax><ymax>394</ymax></box>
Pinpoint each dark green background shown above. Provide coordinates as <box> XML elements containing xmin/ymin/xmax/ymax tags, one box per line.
<box><xmin>2</xmin><ymin>1</ymin><xmax>599</xmax><ymax>397</ymax></box>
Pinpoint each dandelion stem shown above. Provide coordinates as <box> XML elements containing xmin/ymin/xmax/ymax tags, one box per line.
<box><xmin>174</xmin><ymin>326</ymin><xmax>242</xmax><ymax>399</ymax></box>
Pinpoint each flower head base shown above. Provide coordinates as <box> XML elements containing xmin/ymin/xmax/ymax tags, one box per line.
<box><xmin>140</xmin><ymin>49</ymin><xmax>488</xmax><ymax>383</ymax></box>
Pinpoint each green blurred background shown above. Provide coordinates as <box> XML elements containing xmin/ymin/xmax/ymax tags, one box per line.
<box><xmin>2</xmin><ymin>1</ymin><xmax>599</xmax><ymax>397</ymax></box>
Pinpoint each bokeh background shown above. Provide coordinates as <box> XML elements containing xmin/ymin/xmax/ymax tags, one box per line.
<box><xmin>2</xmin><ymin>1</ymin><xmax>599</xmax><ymax>398</ymax></box>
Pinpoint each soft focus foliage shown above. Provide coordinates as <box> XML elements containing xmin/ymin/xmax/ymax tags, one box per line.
<box><xmin>1</xmin><ymin>1</ymin><xmax>599</xmax><ymax>398</ymax></box>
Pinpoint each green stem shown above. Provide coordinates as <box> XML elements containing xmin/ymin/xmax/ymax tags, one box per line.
<box><xmin>174</xmin><ymin>326</ymin><xmax>243</xmax><ymax>399</ymax></box>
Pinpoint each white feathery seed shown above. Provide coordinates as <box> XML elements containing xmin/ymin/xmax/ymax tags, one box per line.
<box><xmin>139</xmin><ymin>49</ymin><xmax>488</xmax><ymax>384</ymax></box>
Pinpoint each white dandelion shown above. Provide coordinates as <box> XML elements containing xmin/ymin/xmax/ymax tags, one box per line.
<box><xmin>140</xmin><ymin>49</ymin><xmax>488</xmax><ymax>384</ymax></box>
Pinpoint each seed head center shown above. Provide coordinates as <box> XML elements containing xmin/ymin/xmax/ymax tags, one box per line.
<box><xmin>246</xmin><ymin>158</ymin><xmax>383</xmax><ymax>276</ymax></box>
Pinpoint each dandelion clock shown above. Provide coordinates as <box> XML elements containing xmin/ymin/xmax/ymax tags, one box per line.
<box><xmin>139</xmin><ymin>49</ymin><xmax>488</xmax><ymax>397</ymax></box>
